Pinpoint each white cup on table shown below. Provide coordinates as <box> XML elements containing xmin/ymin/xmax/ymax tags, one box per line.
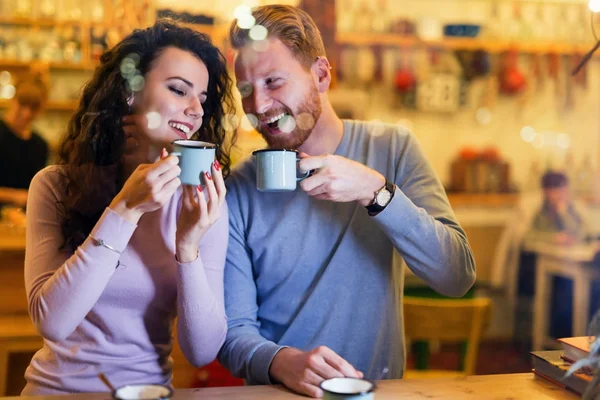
<box><xmin>320</xmin><ymin>377</ymin><xmax>376</xmax><ymax>400</ymax></box>
<box><xmin>112</xmin><ymin>384</ymin><xmax>172</xmax><ymax>400</ymax></box>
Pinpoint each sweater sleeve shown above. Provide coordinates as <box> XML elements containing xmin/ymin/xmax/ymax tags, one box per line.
<box><xmin>372</xmin><ymin>133</ymin><xmax>476</xmax><ymax>297</ymax></box>
<box><xmin>175</xmin><ymin>201</ymin><xmax>228</xmax><ymax>367</ymax></box>
<box><xmin>217</xmin><ymin>183</ymin><xmax>285</xmax><ymax>385</ymax></box>
<box><xmin>24</xmin><ymin>168</ymin><xmax>137</xmax><ymax>342</ymax></box>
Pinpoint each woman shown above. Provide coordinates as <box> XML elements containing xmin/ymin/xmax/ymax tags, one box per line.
<box><xmin>22</xmin><ymin>19</ymin><xmax>235</xmax><ymax>395</ymax></box>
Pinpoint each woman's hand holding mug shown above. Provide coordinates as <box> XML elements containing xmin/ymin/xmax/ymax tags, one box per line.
<box><xmin>175</xmin><ymin>159</ymin><xmax>226</xmax><ymax>263</ymax></box>
<box><xmin>109</xmin><ymin>149</ymin><xmax>181</xmax><ymax>224</ymax></box>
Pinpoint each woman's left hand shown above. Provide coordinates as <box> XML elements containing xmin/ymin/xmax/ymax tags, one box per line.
<box><xmin>175</xmin><ymin>160</ymin><xmax>226</xmax><ymax>263</ymax></box>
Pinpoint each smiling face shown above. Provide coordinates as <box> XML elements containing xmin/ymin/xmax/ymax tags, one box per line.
<box><xmin>234</xmin><ymin>38</ymin><xmax>322</xmax><ymax>149</ymax></box>
<box><xmin>132</xmin><ymin>46</ymin><xmax>209</xmax><ymax>148</ymax></box>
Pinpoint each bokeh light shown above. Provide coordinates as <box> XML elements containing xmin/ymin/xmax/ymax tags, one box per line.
<box><xmin>0</xmin><ymin>71</ymin><xmax>11</xmax><ymax>85</ymax></box>
<box><xmin>249</xmin><ymin>25</ymin><xmax>268</xmax><ymax>41</ymax></box>
<box><xmin>237</xmin><ymin>81</ymin><xmax>253</xmax><ymax>99</ymax></box>
<box><xmin>222</xmin><ymin>114</ymin><xmax>241</xmax><ymax>131</ymax></box>
<box><xmin>146</xmin><ymin>112</ymin><xmax>162</xmax><ymax>130</ymax></box>
<box><xmin>557</xmin><ymin>133</ymin><xmax>571</xmax><ymax>149</ymax></box>
<box><xmin>590</xmin><ymin>0</ymin><xmax>600</xmax><ymax>12</ymax></box>
<box><xmin>128</xmin><ymin>75</ymin><xmax>145</xmax><ymax>92</ymax></box>
<box><xmin>126</xmin><ymin>53</ymin><xmax>140</xmax><ymax>65</ymax></box>
<box><xmin>240</xmin><ymin>113</ymin><xmax>259</xmax><ymax>131</ymax></box>
<box><xmin>475</xmin><ymin>107</ymin><xmax>492</xmax><ymax>125</ymax></box>
<box><xmin>0</xmin><ymin>84</ymin><xmax>15</xmax><ymax>99</ymax></box>
<box><xmin>278</xmin><ymin>115</ymin><xmax>296</xmax><ymax>133</ymax></box>
<box><xmin>237</xmin><ymin>14</ymin><xmax>256</xmax><ymax>29</ymax></box>
<box><xmin>234</xmin><ymin>5</ymin><xmax>252</xmax><ymax>19</ymax></box>
<box><xmin>120</xmin><ymin>59</ymin><xmax>137</xmax><ymax>79</ymax></box>
<box><xmin>520</xmin><ymin>126</ymin><xmax>536</xmax><ymax>143</ymax></box>
<box><xmin>296</xmin><ymin>112</ymin><xmax>316</xmax><ymax>131</ymax></box>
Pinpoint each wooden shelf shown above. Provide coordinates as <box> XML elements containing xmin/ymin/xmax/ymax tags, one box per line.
<box><xmin>0</xmin><ymin>60</ymin><xmax>97</xmax><ymax>71</ymax></box>
<box><xmin>336</xmin><ymin>32</ymin><xmax>594</xmax><ymax>55</ymax></box>
<box><xmin>0</xmin><ymin>99</ymin><xmax>77</xmax><ymax>111</ymax></box>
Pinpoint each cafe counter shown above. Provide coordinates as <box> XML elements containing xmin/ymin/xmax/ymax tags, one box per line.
<box><xmin>0</xmin><ymin>373</ymin><xmax>577</xmax><ymax>399</ymax></box>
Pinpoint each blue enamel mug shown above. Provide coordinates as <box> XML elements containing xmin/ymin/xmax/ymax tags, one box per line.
<box><xmin>170</xmin><ymin>140</ymin><xmax>216</xmax><ymax>186</ymax></box>
<box><xmin>253</xmin><ymin>149</ymin><xmax>310</xmax><ymax>192</ymax></box>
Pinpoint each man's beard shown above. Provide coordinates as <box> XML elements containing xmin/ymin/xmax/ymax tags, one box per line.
<box><xmin>258</xmin><ymin>85</ymin><xmax>321</xmax><ymax>150</ymax></box>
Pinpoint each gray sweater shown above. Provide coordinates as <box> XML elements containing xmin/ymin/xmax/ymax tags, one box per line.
<box><xmin>218</xmin><ymin>120</ymin><xmax>476</xmax><ymax>384</ymax></box>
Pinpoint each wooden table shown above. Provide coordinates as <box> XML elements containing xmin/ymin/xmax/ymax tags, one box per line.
<box><xmin>524</xmin><ymin>239</ymin><xmax>600</xmax><ymax>350</ymax></box>
<box><xmin>0</xmin><ymin>373</ymin><xmax>578</xmax><ymax>399</ymax></box>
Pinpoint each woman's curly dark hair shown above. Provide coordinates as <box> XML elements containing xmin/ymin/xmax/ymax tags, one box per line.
<box><xmin>57</xmin><ymin>19</ymin><xmax>236</xmax><ymax>252</ymax></box>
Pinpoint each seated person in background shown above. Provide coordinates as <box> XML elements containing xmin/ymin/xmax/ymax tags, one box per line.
<box><xmin>527</xmin><ymin>170</ymin><xmax>588</xmax><ymax>245</ymax></box>
<box><xmin>516</xmin><ymin>170</ymin><xmax>590</xmax><ymax>342</ymax></box>
<box><xmin>0</xmin><ymin>72</ymin><xmax>50</xmax><ymax>208</ymax></box>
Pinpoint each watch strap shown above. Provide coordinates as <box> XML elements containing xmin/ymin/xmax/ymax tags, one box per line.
<box><xmin>365</xmin><ymin>180</ymin><xmax>395</xmax><ymax>216</ymax></box>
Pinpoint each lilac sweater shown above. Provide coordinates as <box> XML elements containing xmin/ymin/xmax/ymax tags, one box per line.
<box><xmin>21</xmin><ymin>166</ymin><xmax>228</xmax><ymax>395</ymax></box>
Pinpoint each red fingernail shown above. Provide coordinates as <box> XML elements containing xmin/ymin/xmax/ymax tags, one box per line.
<box><xmin>214</xmin><ymin>160</ymin><xmax>221</xmax><ymax>171</ymax></box>
<box><xmin>197</xmin><ymin>185</ymin><xmax>202</xmax><ymax>192</ymax></box>
<box><xmin>206</xmin><ymin>172</ymin><xmax>212</xmax><ymax>180</ymax></box>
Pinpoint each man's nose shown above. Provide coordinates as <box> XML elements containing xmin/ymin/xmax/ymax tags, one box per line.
<box><xmin>252</xmin><ymin>89</ymin><xmax>273</xmax><ymax>115</ymax></box>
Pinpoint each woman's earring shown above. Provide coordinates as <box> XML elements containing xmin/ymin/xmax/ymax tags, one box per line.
<box><xmin>127</xmin><ymin>96</ymin><xmax>134</xmax><ymax>107</ymax></box>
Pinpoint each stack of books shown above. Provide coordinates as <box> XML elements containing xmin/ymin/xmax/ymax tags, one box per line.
<box><xmin>531</xmin><ymin>336</ymin><xmax>595</xmax><ymax>395</ymax></box>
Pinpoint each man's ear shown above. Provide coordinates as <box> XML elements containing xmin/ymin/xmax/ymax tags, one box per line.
<box><xmin>312</xmin><ymin>56</ymin><xmax>332</xmax><ymax>93</ymax></box>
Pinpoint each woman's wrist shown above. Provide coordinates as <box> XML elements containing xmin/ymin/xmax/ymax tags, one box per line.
<box><xmin>175</xmin><ymin>246</ymin><xmax>199</xmax><ymax>263</ymax></box>
<box><xmin>108</xmin><ymin>197</ymin><xmax>143</xmax><ymax>224</ymax></box>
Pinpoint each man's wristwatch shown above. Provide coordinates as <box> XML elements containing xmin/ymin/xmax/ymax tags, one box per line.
<box><xmin>365</xmin><ymin>180</ymin><xmax>395</xmax><ymax>216</ymax></box>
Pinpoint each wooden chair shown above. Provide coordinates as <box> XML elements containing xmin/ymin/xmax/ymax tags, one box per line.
<box><xmin>403</xmin><ymin>296</ymin><xmax>492</xmax><ymax>379</ymax></box>
<box><xmin>0</xmin><ymin>315</ymin><xmax>42</xmax><ymax>395</ymax></box>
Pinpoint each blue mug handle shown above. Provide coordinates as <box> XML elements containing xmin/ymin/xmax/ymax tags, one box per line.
<box><xmin>297</xmin><ymin>157</ymin><xmax>310</xmax><ymax>182</ymax></box>
<box><xmin>169</xmin><ymin>151</ymin><xmax>182</xmax><ymax>157</ymax></box>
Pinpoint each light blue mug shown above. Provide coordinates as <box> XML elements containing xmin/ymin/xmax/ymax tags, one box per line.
<box><xmin>170</xmin><ymin>140</ymin><xmax>216</xmax><ymax>186</ymax></box>
<box><xmin>253</xmin><ymin>149</ymin><xmax>310</xmax><ymax>192</ymax></box>
<box><xmin>320</xmin><ymin>378</ymin><xmax>376</xmax><ymax>400</ymax></box>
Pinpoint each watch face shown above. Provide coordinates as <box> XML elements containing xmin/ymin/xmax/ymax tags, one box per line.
<box><xmin>376</xmin><ymin>189</ymin><xmax>392</xmax><ymax>206</ymax></box>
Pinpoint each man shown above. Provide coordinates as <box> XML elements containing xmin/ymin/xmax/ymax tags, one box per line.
<box><xmin>0</xmin><ymin>73</ymin><xmax>50</xmax><ymax>207</ymax></box>
<box><xmin>218</xmin><ymin>5</ymin><xmax>476</xmax><ymax>398</ymax></box>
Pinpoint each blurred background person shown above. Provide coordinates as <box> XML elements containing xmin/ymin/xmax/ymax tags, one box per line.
<box><xmin>527</xmin><ymin>170</ymin><xmax>588</xmax><ymax>245</ymax></box>
<box><xmin>0</xmin><ymin>72</ymin><xmax>50</xmax><ymax>208</ymax></box>
<box><xmin>514</xmin><ymin>170</ymin><xmax>591</xmax><ymax>345</ymax></box>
